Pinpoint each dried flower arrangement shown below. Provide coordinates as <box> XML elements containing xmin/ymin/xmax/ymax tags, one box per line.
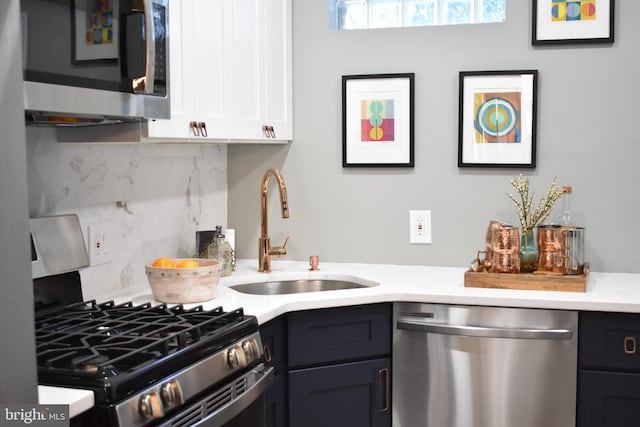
<box><xmin>506</xmin><ymin>174</ymin><xmax>563</xmax><ymax>232</ymax></box>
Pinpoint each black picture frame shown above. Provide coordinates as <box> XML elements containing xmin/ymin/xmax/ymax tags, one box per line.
<box><xmin>342</xmin><ymin>73</ymin><xmax>415</xmax><ymax>168</ymax></box>
<box><xmin>458</xmin><ymin>70</ymin><xmax>538</xmax><ymax>169</ymax></box>
<box><xmin>532</xmin><ymin>0</ymin><xmax>614</xmax><ymax>45</ymax></box>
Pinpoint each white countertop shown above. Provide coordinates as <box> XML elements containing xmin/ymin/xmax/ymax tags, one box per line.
<box><xmin>40</xmin><ymin>259</ymin><xmax>640</xmax><ymax>416</ymax></box>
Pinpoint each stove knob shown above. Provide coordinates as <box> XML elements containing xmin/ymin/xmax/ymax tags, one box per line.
<box><xmin>161</xmin><ymin>380</ymin><xmax>184</xmax><ymax>407</ymax></box>
<box><xmin>227</xmin><ymin>344</ymin><xmax>247</xmax><ymax>369</ymax></box>
<box><xmin>139</xmin><ymin>392</ymin><xmax>163</xmax><ymax>420</ymax></box>
<box><xmin>242</xmin><ymin>338</ymin><xmax>260</xmax><ymax>361</ymax></box>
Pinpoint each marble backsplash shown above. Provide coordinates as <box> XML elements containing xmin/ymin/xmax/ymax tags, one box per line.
<box><xmin>26</xmin><ymin>127</ymin><xmax>228</xmax><ymax>300</ymax></box>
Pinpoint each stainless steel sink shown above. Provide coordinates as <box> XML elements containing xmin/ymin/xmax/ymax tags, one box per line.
<box><xmin>229</xmin><ymin>279</ymin><xmax>376</xmax><ymax>295</ymax></box>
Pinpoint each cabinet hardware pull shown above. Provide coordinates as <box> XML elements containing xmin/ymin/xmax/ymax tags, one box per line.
<box><xmin>198</xmin><ymin>122</ymin><xmax>208</xmax><ymax>137</ymax></box>
<box><xmin>378</xmin><ymin>368</ymin><xmax>389</xmax><ymax>412</ymax></box>
<box><xmin>263</xmin><ymin>125</ymin><xmax>276</xmax><ymax>138</ymax></box>
<box><xmin>624</xmin><ymin>336</ymin><xmax>637</xmax><ymax>354</ymax></box>
<box><xmin>263</xmin><ymin>344</ymin><xmax>272</xmax><ymax>362</ymax></box>
<box><xmin>190</xmin><ymin>121</ymin><xmax>200</xmax><ymax>137</ymax></box>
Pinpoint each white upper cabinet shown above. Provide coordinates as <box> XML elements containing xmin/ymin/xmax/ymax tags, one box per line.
<box><xmin>233</xmin><ymin>0</ymin><xmax>293</xmax><ymax>141</ymax></box>
<box><xmin>145</xmin><ymin>0</ymin><xmax>292</xmax><ymax>142</ymax></box>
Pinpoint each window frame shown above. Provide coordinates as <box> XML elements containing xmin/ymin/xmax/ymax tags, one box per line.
<box><xmin>330</xmin><ymin>0</ymin><xmax>505</xmax><ymax>31</ymax></box>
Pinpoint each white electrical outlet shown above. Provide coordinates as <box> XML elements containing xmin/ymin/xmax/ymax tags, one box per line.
<box><xmin>88</xmin><ymin>223</ymin><xmax>112</xmax><ymax>265</ymax></box>
<box><xmin>409</xmin><ymin>210</ymin><xmax>432</xmax><ymax>244</ymax></box>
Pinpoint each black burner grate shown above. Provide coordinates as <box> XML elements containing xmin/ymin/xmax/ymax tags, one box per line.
<box><xmin>35</xmin><ymin>300</ymin><xmax>258</xmax><ymax>403</ymax></box>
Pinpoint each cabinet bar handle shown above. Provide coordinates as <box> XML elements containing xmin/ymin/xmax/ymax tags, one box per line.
<box><xmin>190</xmin><ymin>121</ymin><xmax>200</xmax><ymax>137</ymax></box>
<box><xmin>269</xmin><ymin>126</ymin><xmax>276</xmax><ymax>138</ymax></box>
<box><xmin>263</xmin><ymin>344</ymin><xmax>272</xmax><ymax>362</ymax></box>
<box><xmin>378</xmin><ymin>368</ymin><xmax>389</xmax><ymax>412</ymax></box>
<box><xmin>624</xmin><ymin>336</ymin><xmax>637</xmax><ymax>354</ymax></box>
<box><xmin>197</xmin><ymin>122</ymin><xmax>208</xmax><ymax>137</ymax></box>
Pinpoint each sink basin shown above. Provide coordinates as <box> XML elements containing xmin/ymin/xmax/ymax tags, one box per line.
<box><xmin>229</xmin><ymin>279</ymin><xmax>376</xmax><ymax>295</ymax></box>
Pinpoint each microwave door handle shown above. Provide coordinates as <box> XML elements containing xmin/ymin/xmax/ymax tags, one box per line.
<box><xmin>133</xmin><ymin>0</ymin><xmax>156</xmax><ymax>94</ymax></box>
<box><xmin>397</xmin><ymin>316</ymin><xmax>573</xmax><ymax>340</ymax></box>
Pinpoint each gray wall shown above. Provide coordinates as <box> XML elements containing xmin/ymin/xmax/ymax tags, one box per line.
<box><xmin>229</xmin><ymin>1</ymin><xmax>640</xmax><ymax>273</ymax></box>
<box><xmin>0</xmin><ymin>0</ymin><xmax>38</xmax><ymax>402</ymax></box>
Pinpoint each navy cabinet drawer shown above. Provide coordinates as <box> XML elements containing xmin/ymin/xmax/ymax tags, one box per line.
<box><xmin>578</xmin><ymin>370</ymin><xmax>640</xmax><ymax>427</ymax></box>
<box><xmin>580</xmin><ymin>311</ymin><xmax>640</xmax><ymax>370</ymax></box>
<box><xmin>289</xmin><ymin>358</ymin><xmax>391</xmax><ymax>427</ymax></box>
<box><xmin>288</xmin><ymin>304</ymin><xmax>391</xmax><ymax>368</ymax></box>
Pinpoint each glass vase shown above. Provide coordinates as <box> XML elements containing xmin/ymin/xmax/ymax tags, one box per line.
<box><xmin>519</xmin><ymin>228</ymin><xmax>537</xmax><ymax>273</ymax></box>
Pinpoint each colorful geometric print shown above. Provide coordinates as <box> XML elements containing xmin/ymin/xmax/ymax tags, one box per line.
<box><xmin>551</xmin><ymin>1</ymin><xmax>596</xmax><ymax>22</ymax></box>
<box><xmin>85</xmin><ymin>0</ymin><xmax>114</xmax><ymax>45</ymax></box>
<box><xmin>361</xmin><ymin>99</ymin><xmax>395</xmax><ymax>142</ymax></box>
<box><xmin>473</xmin><ymin>92</ymin><xmax>521</xmax><ymax>144</ymax></box>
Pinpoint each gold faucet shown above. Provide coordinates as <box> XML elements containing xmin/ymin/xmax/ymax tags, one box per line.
<box><xmin>259</xmin><ymin>168</ymin><xmax>289</xmax><ymax>272</ymax></box>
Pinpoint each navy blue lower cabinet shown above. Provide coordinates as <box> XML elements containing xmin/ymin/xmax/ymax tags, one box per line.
<box><xmin>260</xmin><ymin>316</ymin><xmax>288</xmax><ymax>427</ymax></box>
<box><xmin>578</xmin><ymin>370</ymin><xmax>640</xmax><ymax>427</ymax></box>
<box><xmin>265</xmin><ymin>372</ymin><xmax>287</xmax><ymax>427</ymax></box>
<box><xmin>578</xmin><ymin>311</ymin><xmax>640</xmax><ymax>427</ymax></box>
<box><xmin>288</xmin><ymin>358</ymin><xmax>391</xmax><ymax>427</ymax></box>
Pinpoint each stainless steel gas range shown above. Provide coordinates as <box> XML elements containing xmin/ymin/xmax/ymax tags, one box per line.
<box><xmin>31</xmin><ymin>215</ymin><xmax>272</xmax><ymax>427</ymax></box>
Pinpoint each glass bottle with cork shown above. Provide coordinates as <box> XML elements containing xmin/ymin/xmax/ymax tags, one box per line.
<box><xmin>557</xmin><ymin>186</ymin><xmax>575</xmax><ymax>227</ymax></box>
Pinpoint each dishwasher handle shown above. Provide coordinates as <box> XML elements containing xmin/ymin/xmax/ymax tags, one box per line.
<box><xmin>397</xmin><ymin>316</ymin><xmax>573</xmax><ymax>340</ymax></box>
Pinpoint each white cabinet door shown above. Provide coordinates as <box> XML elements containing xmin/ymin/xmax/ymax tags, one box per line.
<box><xmin>192</xmin><ymin>0</ymin><xmax>234</xmax><ymax>139</ymax></box>
<box><xmin>263</xmin><ymin>0</ymin><xmax>293</xmax><ymax>141</ymax></box>
<box><xmin>147</xmin><ymin>0</ymin><xmax>233</xmax><ymax>140</ymax></box>
<box><xmin>233</xmin><ymin>0</ymin><xmax>292</xmax><ymax>141</ymax></box>
<box><xmin>232</xmin><ymin>0</ymin><xmax>263</xmax><ymax>141</ymax></box>
<box><xmin>146</xmin><ymin>0</ymin><xmax>291</xmax><ymax>142</ymax></box>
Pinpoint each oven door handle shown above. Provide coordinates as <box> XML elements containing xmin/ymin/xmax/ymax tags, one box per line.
<box><xmin>189</xmin><ymin>365</ymin><xmax>274</xmax><ymax>427</ymax></box>
<box><xmin>397</xmin><ymin>316</ymin><xmax>573</xmax><ymax>340</ymax></box>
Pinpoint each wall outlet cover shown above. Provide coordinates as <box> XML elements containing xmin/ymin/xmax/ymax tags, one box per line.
<box><xmin>409</xmin><ymin>210</ymin><xmax>432</xmax><ymax>244</ymax></box>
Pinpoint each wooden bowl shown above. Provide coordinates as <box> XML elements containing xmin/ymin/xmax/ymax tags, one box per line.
<box><xmin>145</xmin><ymin>258</ymin><xmax>221</xmax><ymax>303</ymax></box>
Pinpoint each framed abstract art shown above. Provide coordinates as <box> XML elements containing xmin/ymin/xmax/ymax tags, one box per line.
<box><xmin>458</xmin><ymin>70</ymin><xmax>538</xmax><ymax>169</ymax></box>
<box><xmin>532</xmin><ymin>0</ymin><xmax>614</xmax><ymax>45</ymax></box>
<box><xmin>342</xmin><ymin>73</ymin><xmax>415</xmax><ymax>167</ymax></box>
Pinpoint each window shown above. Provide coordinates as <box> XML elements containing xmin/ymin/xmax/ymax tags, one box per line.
<box><xmin>329</xmin><ymin>0</ymin><xmax>506</xmax><ymax>30</ymax></box>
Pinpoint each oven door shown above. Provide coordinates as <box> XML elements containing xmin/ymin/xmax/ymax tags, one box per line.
<box><xmin>160</xmin><ymin>364</ymin><xmax>274</xmax><ymax>427</ymax></box>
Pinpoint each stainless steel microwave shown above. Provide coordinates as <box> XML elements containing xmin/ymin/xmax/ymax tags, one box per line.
<box><xmin>21</xmin><ymin>0</ymin><xmax>170</xmax><ymax>125</ymax></box>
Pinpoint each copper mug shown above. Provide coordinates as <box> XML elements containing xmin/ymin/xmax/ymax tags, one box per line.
<box><xmin>537</xmin><ymin>249</ymin><xmax>565</xmax><ymax>274</ymax></box>
<box><xmin>490</xmin><ymin>251</ymin><xmax>521</xmax><ymax>273</ymax></box>
<box><xmin>489</xmin><ymin>225</ymin><xmax>520</xmax><ymax>273</ymax></box>
<box><xmin>536</xmin><ymin>224</ymin><xmax>564</xmax><ymax>251</ymax></box>
<box><xmin>485</xmin><ymin>221</ymin><xmax>504</xmax><ymax>257</ymax></box>
<box><xmin>536</xmin><ymin>225</ymin><xmax>565</xmax><ymax>273</ymax></box>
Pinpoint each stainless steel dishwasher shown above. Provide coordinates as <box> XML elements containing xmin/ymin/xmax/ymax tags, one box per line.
<box><xmin>392</xmin><ymin>303</ymin><xmax>578</xmax><ymax>427</ymax></box>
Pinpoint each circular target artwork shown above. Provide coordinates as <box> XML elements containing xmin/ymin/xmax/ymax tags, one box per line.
<box><xmin>473</xmin><ymin>93</ymin><xmax>521</xmax><ymax>143</ymax></box>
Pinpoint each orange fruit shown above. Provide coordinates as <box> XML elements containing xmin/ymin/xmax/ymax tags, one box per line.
<box><xmin>176</xmin><ymin>259</ymin><xmax>199</xmax><ymax>268</ymax></box>
<box><xmin>152</xmin><ymin>257</ymin><xmax>177</xmax><ymax>268</ymax></box>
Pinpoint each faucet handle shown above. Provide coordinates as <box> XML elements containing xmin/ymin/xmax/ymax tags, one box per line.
<box><xmin>270</xmin><ymin>236</ymin><xmax>289</xmax><ymax>257</ymax></box>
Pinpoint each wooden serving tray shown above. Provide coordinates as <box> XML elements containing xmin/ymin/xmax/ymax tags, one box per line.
<box><xmin>464</xmin><ymin>263</ymin><xmax>590</xmax><ymax>293</ymax></box>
